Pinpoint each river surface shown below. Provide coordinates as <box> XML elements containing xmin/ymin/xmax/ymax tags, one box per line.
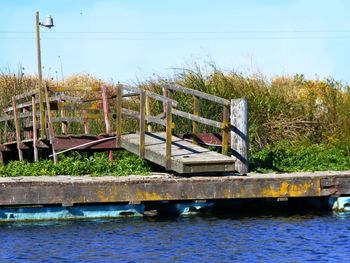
<box><xmin>0</xmin><ymin>212</ymin><xmax>349</xmax><ymax>262</ymax></box>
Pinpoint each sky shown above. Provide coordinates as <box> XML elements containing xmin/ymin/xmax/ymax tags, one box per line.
<box><xmin>1</xmin><ymin>0</ymin><xmax>350</xmax><ymax>83</ymax></box>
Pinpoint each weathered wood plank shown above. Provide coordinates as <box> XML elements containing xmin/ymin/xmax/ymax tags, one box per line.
<box><xmin>14</xmin><ymin>88</ymin><xmax>39</xmax><ymax>100</ymax></box>
<box><xmin>50</xmin><ymin>101</ymin><xmax>102</xmax><ymax>111</ymax></box>
<box><xmin>172</xmin><ymin>109</ymin><xmax>222</xmax><ymax>129</ymax></box>
<box><xmin>163</xmin><ymin>84</ymin><xmax>230</xmax><ymax>106</ymax></box>
<box><xmin>231</xmin><ymin>98</ymin><xmax>249</xmax><ymax>174</ymax></box>
<box><xmin>32</xmin><ymin>96</ymin><xmax>38</xmax><ymax>162</ymax></box>
<box><xmin>121</xmin><ymin>132</ymin><xmax>235</xmax><ymax>174</ymax></box>
<box><xmin>101</xmin><ymin>86</ymin><xmax>111</xmax><ymax>134</ymax></box>
<box><xmin>193</xmin><ymin>96</ymin><xmax>200</xmax><ymax>145</ymax></box>
<box><xmin>48</xmin><ymin>86</ymin><xmax>100</xmax><ymax>92</ymax></box>
<box><xmin>12</xmin><ymin>97</ymin><xmax>23</xmax><ymax>161</ymax></box>
<box><xmin>115</xmin><ymin>86</ymin><xmax>122</xmax><ymax>147</ymax></box>
<box><xmin>221</xmin><ymin>105</ymin><xmax>230</xmax><ymax>155</ymax></box>
<box><xmin>139</xmin><ymin>90</ymin><xmax>146</xmax><ymax>159</ymax></box>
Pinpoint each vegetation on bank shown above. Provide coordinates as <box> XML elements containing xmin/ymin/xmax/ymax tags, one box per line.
<box><xmin>1</xmin><ymin>65</ymin><xmax>350</xmax><ymax>174</ymax></box>
<box><xmin>0</xmin><ymin>151</ymin><xmax>151</xmax><ymax>177</ymax></box>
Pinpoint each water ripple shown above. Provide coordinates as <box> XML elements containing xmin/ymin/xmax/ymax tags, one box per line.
<box><xmin>0</xmin><ymin>213</ymin><xmax>350</xmax><ymax>262</ymax></box>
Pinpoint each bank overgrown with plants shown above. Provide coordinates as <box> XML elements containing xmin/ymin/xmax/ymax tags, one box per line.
<box><xmin>1</xmin><ymin>65</ymin><xmax>350</xmax><ymax>174</ymax></box>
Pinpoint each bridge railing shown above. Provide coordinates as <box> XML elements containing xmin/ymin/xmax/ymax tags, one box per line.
<box><xmin>162</xmin><ymin>84</ymin><xmax>231</xmax><ymax>155</ymax></box>
<box><xmin>0</xmin><ymin>88</ymin><xmax>40</xmax><ymax>161</ymax></box>
<box><xmin>116</xmin><ymin>85</ymin><xmax>178</xmax><ymax>169</ymax></box>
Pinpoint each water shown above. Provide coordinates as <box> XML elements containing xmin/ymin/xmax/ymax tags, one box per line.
<box><xmin>0</xmin><ymin>212</ymin><xmax>349</xmax><ymax>262</ymax></box>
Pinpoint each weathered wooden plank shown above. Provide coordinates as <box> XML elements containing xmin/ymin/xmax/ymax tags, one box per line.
<box><xmin>193</xmin><ymin>96</ymin><xmax>200</xmax><ymax>145</ymax></box>
<box><xmin>49</xmin><ymin>95</ymin><xmax>82</xmax><ymax>102</ymax></box>
<box><xmin>145</xmin><ymin>95</ymin><xmax>152</xmax><ymax>132</ymax></box>
<box><xmin>14</xmin><ymin>89</ymin><xmax>39</xmax><ymax>100</ymax></box>
<box><xmin>48</xmin><ymin>86</ymin><xmax>100</xmax><ymax>92</ymax></box>
<box><xmin>146</xmin><ymin>90</ymin><xmax>178</xmax><ymax>107</ymax></box>
<box><xmin>139</xmin><ymin>90</ymin><xmax>146</xmax><ymax>159</ymax></box>
<box><xmin>50</xmin><ymin>101</ymin><xmax>102</xmax><ymax>111</ymax></box>
<box><xmin>121</xmin><ymin>132</ymin><xmax>235</xmax><ymax>174</ymax></box>
<box><xmin>12</xmin><ymin>97</ymin><xmax>23</xmax><ymax>161</ymax></box>
<box><xmin>101</xmin><ymin>86</ymin><xmax>111</xmax><ymax>134</ymax></box>
<box><xmin>163</xmin><ymin>84</ymin><xmax>230</xmax><ymax>106</ymax></box>
<box><xmin>122</xmin><ymin>108</ymin><xmax>166</xmax><ymax>127</ymax></box>
<box><xmin>0</xmin><ymin>111</ymin><xmax>34</xmax><ymax>122</ymax></box>
<box><xmin>172</xmin><ymin>109</ymin><xmax>222</xmax><ymax>129</ymax></box>
<box><xmin>52</xmin><ymin>117</ymin><xmax>83</xmax><ymax>123</ymax></box>
<box><xmin>165</xmin><ymin>101</ymin><xmax>173</xmax><ymax>170</ymax></box>
<box><xmin>5</xmin><ymin>171</ymin><xmax>350</xmax><ymax>206</ymax></box>
<box><xmin>115</xmin><ymin>86</ymin><xmax>122</xmax><ymax>148</ymax></box>
<box><xmin>221</xmin><ymin>105</ymin><xmax>230</xmax><ymax>155</ymax></box>
<box><xmin>231</xmin><ymin>98</ymin><xmax>249</xmax><ymax>174</ymax></box>
<box><xmin>44</xmin><ymin>85</ymin><xmax>57</xmax><ymax>163</ymax></box>
<box><xmin>3</xmin><ymin>100</ymin><xmax>34</xmax><ymax>113</ymax></box>
<box><xmin>32</xmin><ymin>96</ymin><xmax>38</xmax><ymax>162</ymax></box>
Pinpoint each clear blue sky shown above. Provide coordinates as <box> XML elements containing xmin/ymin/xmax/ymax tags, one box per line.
<box><xmin>1</xmin><ymin>0</ymin><xmax>350</xmax><ymax>83</ymax></box>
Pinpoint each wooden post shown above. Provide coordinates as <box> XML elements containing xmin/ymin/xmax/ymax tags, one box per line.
<box><xmin>36</xmin><ymin>11</ymin><xmax>46</xmax><ymax>139</ymax></box>
<box><xmin>101</xmin><ymin>86</ymin><xmax>110</xmax><ymax>134</ymax></box>
<box><xmin>12</xmin><ymin>97</ymin><xmax>23</xmax><ymax>161</ymax></box>
<box><xmin>44</xmin><ymin>84</ymin><xmax>58</xmax><ymax>164</ymax></box>
<box><xmin>145</xmin><ymin>96</ymin><xmax>152</xmax><ymax>132</ymax></box>
<box><xmin>221</xmin><ymin>104</ymin><xmax>230</xmax><ymax>155</ymax></box>
<box><xmin>61</xmin><ymin>109</ymin><xmax>68</xmax><ymax>134</ymax></box>
<box><xmin>139</xmin><ymin>90</ymin><xmax>146</xmax><ymax>159</ymax></box>
<box><xmin>83</xmin><ymin>109</ymin><xmax>90</xmax><ymax>134</ymax></box>
<box><xmin>115</xmin><ymin>86</ymin><xmax>122</xmax><ymax>147</ymax></box>
<box><xmin>231</xmin><ymin>98</ymin><xmax>249</xmax><ymax>174</ymax></box>
<box><xmin>32</xmin><ymin>96</ymin><xmax>39</xmax><ymax>162</ymax></box>
<box><xmin>165</xmin><ymin>100</ymin><xmax>172</xmax><ymax>170</ymax></box>
<box><xmin>193</xmin><ymin>96</ymin><xmax>200</xmax><ymax>145</ymax></box>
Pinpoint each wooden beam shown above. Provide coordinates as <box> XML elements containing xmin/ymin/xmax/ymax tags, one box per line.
<box><xmin>221</xmin><ymin>105</ymin><xmax>230</xmax><ymax>155</ymax></box>
<box><xmin>116</xmin><ymin>86</ymin><xmax>122</xmax><ymax>148</ymax></box>
<box><xmin>231</xmin><ymin>98</ymin><xmax>249</xmax><ymax>174</ymax></box>
<box><xmin>14</xmin><ymin>89</ymin><xmax>39</xmax><ymax>100</ymax></box>
<box><xmin>165</xmin><ymin>100</ymin><xmax>172</xmax><ymax>170</ymax></box>
<box><xmin>139</xmin><ymin>90</ymin><xmax>146</xmax><ymax>159</ymax></box>
<box><xmin>172</xmin><ymin>109</ymin><xmax>222</xmax><ymax>129</ymax></box>
<box><xmin>193</xmin><ymin>96</ymin><xmax>200</xmax><ymax>145</ymax></box>
<box><xmin>163</xmin><ymin>84</ymin><xmax>230</xmax><ymax>106</ymax></box>
<box><xmin>32</xmin><ymin>96</ymin><xmax>38</xmax><ymax>162</ymax></box>
<box><xmin>12</xmin><ymin>97</ymin><xmax>23</xmax><ymax>161</ymax></box>
<box><xmin>101</xmin><ymin>86</ymin><xmax>111</xmax><ymax>134</ymax></box>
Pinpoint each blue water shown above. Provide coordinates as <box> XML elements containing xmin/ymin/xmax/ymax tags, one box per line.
<box><xmin>0</xmin><ymin>212</ymin><xmax>349</xmax><ymax>262</ymax></box>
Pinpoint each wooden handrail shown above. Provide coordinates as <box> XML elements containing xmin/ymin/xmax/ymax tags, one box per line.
<box><xmin>163</xmin><ymin>83</ymin><xmax>230</xmax><ymax>106</ymax></box>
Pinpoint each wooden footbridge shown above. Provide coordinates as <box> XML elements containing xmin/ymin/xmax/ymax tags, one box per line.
<box><xmin>0</xmin><ymin>83</ymin><xmax>248</xmax><ymax>174</ymax></box>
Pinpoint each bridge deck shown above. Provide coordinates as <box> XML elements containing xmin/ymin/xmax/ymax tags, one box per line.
<box><xmin>121</xmin><ymin>132</ymin><xmax>235</xmax><ymax>174</ymax></box>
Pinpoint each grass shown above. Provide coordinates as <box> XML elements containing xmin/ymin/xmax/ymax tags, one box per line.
<box><xmin>0</xmin><ymin>151</ymin><xmax>152</xmax><ymax>177</ymax></box>
<box><xmin>1</xmin><ymin>64</ymin><xmax>350</xmax><ymax>174</ymax></box>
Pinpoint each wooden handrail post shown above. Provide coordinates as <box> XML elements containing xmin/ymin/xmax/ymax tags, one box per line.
<box><xmin>145</xmin><ymin>95</ymin><xmax>152</xmax><ymax>132</ymax></box>
<box><xmin>101</xmin><ymin>85</ymin><xmax>111</xmax><ymax>134</ymax></box>
<box><xmin>12</xmin><ymin>96</ymin><xmax>23</xmax><ymax>161</ymax></box>
<box><xmin>165</xmin><ymin>100</ymin><xmax>173</xmax><ymax>170</ymax></box>
<box><xmin>231</xmin><ymin>98</ymin><xmax>249</xmax><ymax>174</ymax></box>
<box><xmin>222</xmin><ymin>104</ymin><xmax>230</xmax><ymax>155</ymax></box>
<box><xmin>139</xmin><ymin>90</ymin><xmax>146</xmax><ymax>159</ymax></box>
<box><xmin>44</xmin><ymin>84</ymin><xmax>58</xmax><ymax>164</ymax></box>
<box><xmin>32</xmin><ymin>95</ymin><xmax>38</xmax><ymax>162</ymax></box>
<box><xmin>115</xmin><ymin>86</ymin><xmax>122</xmax><ymax>147</ymax></box>
<box><xmin>193</xmin><ymin>96</ymin><xmax>199</xmax><ymax>145</ymax></box>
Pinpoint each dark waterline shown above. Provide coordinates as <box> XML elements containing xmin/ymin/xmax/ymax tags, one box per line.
<box><xmin>0</xmin><ymin>212</ymin><xmax>349</xmax><ymax>262</ymax></box>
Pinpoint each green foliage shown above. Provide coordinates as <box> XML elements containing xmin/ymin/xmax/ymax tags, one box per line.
<box><xmin>0</xmin><ymin>151</ymin><xmax>151</xmax><ymax>177</ymax></box>
<box><xmin>250</xmin><ymin>141</ymin><xmax>350</xmax><ymax>173</ymax></box>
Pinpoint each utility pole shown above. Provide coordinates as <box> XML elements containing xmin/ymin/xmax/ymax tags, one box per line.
<box><xmin>36</xmin><ymin>11</ymin><xmax>54</xmax><ymax>139</ymax></box>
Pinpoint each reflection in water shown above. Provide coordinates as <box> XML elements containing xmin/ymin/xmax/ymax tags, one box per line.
<box><xmin>0</xmin><ymin>212</ymin><xmax>349</xmax><ymax>262</ymax></box>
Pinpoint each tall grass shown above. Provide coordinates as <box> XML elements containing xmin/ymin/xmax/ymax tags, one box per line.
<box><xmin>1</xmin><ymin>65</ymin><xmax>350</xmax><ymax>172</ymax></box>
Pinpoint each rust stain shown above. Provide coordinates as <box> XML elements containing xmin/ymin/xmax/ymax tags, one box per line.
<box><xmin>259</xmin><ymin>181</ymin><xmax>319</xmax><ymax>198</ymax></box>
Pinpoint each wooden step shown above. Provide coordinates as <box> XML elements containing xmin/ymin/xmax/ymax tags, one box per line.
<box><xmin>121</xmin><ymin>132</ymin><xmax>235</xmax><ymax>174</ymax></box>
